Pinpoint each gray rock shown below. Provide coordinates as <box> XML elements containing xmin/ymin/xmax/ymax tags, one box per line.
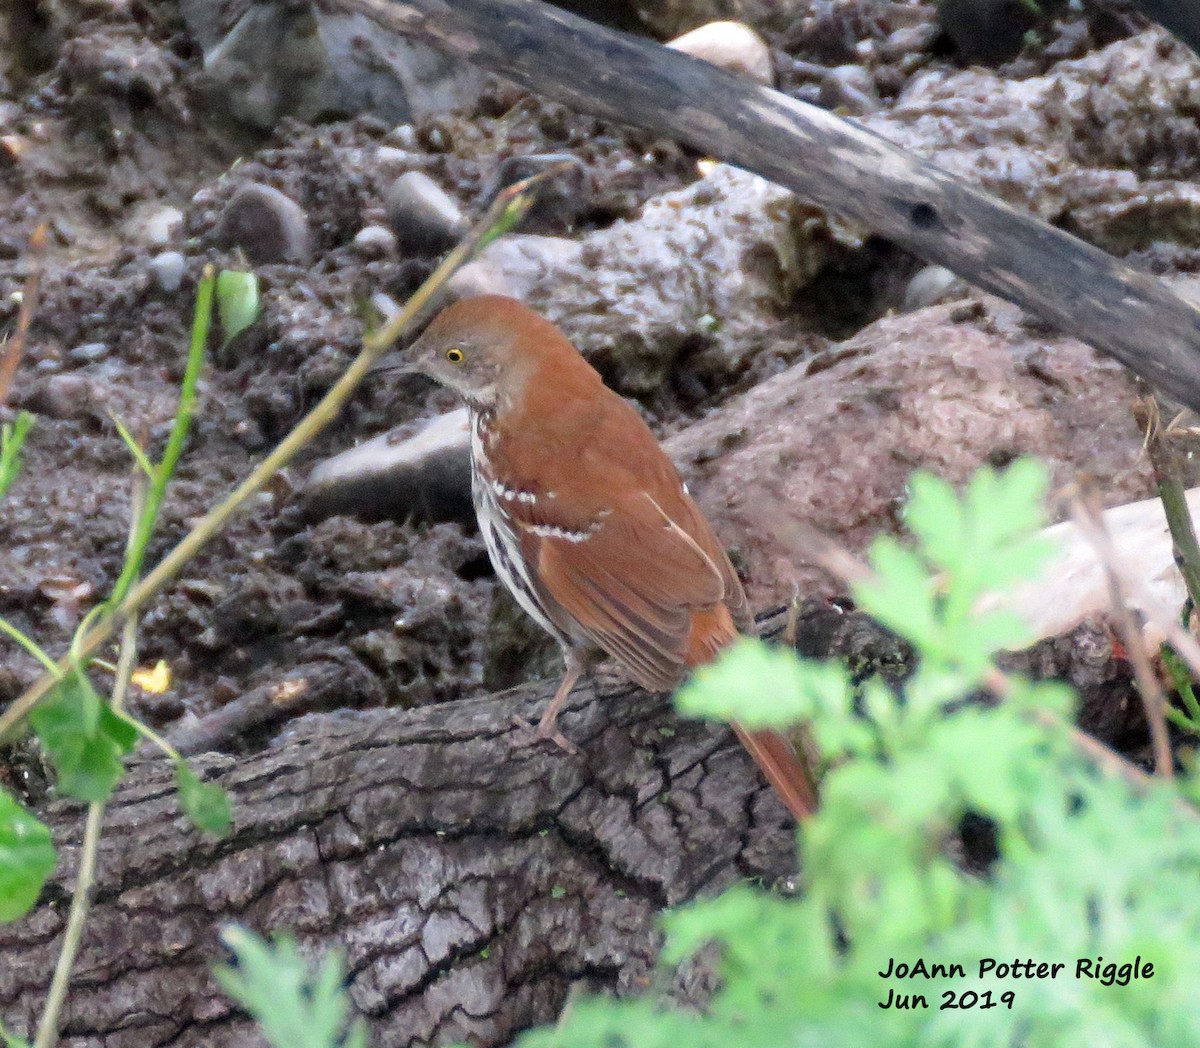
<box><xmin>903</xmin><ymin>265</ymin><xmax>969</xmax><ymax>311</ymax></box>
<box><xmin>666</xmin><ymin>20</ymin><xmax>774</xmax><ymax>86</ymax></box>
<box><xmin>126</xmin><ymin>203</ymin><xmax>183</xmax><ymax>247</ymax></box>
<box><xmin>447</xmin><ymin>234</ymin><xmax>583</xmax><ymax>301</ymax></box>
<box><xmin>148</xmin><ymin>251</ymin><xmax>186</xmax><ymax>293</ymax></box>
<box><xmin>352</xmin><ymin>224</ymin><xmax>398</xmax><ymax>259</ymax></box>
<box><xmin>216</xmin><ymin>182</ymin><xmax>311</xmax><ymax>265</ymax></box>
<box><xmin>385</xmin><ymin>171</ymin><xmax>467</xmax><ymax>256</ymax></box>
<box><xmin>521</xmin><ymin>163</ymin><xmax>860</xmax><ymax>392</ymax></box>
<box><xmin>664</xmin><ymin>298</ymin><xmax>1150</xmax><ymax>611</ymax></box>
<box><xmin>67</xmin><ymin>342</ymin><xmax>109</xmax><ymax>365</ymax></box>
<box><xmin>864</xmin><ymin>30</ymin><xmax>1200</xmax><ymax>251</ymax></box>
<box><xmin>813</xmin><ymin>64</ymin><xmax>880</xmax><ymax>113</ymax></box>
<box><xmin>479</xmin><ymin>153</ymin><xmax>590</xmax><ymax>233</ymax></box>
<box><xmin>305</xmin><ymin>408</ymin><xmax>472</xmax><ymax>525</ymax></box>
<box><xmin>26</xmin><ymin>374</ymin><xmax>92</xmax><ymax>420</ymax></box>
<box><xmin>181</xmin><ymin>0</ymin><xmax>483</xmax><ymax>133</ymax></box>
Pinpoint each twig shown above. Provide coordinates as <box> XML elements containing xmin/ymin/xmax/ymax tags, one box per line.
<box><xmin>0</xmin><ymin>222</ymin><xmax>47</xmax><ymax>407</ymax></box>
<box><xmin>0</xmin><ymin>173</ymin><xmax>549</xmax><ymax>742</ymax></box>
<box><xmin>1136</xmin><ymin>395</ymin><xmax>1200</xmax><ymax>616</ymax></box>
<box><xmin>1067</xmin><ymin>488</ymin><xmax>1173</xmax><ymax>779</ymax></box>
<box><xmin>34</xmin><ymin>479</ymin><xmax>144</xmax><ymax>1048</ymax></box>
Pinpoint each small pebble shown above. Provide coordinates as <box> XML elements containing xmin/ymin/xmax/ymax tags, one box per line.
<box><xmin>385</xmin><ymin>171</ymin><xmax>466</xmax><ymax>257</ymax></box>
<box><xmin>67</xmin><ymin>342</ymin><xmax>109</xmax><ymax>364</ymax></box>
<box><xmin>352</xmin><ymin>224</ymin><xmax>398</xmax><ymax>258</ymax></box>
<box><xmin>666</xmin><ymin>21</ymin><xmax>774</xmax><ymax>87</ymax></box>
<box><xmin>28</xmin><ymin>374</ymin><xmax>91</xmax><ymax>420</ymax></box>
<box><xmin>819</xmin><ymin>65</ymin><xmax>879</xmax><ymax>112</ymax></box>
<box><xmin>148</xmin><ymin>250</ymin><xmax>186</xmax><ymax>292</ymax></box>
<box><xmin>904</xmin><ymin>265</ymin><xmax>969</xmax><ymax>311</ymax></box>
<box><xmin>128</xmin><ymin>204</ymin><xmax>184</xmax><ymax>247</ymax></box>
<box><xmin>0</xmin><ymin>134</ymin><xmax>29</xmax><ymax>167</ymax></box>
<box><xmin>386</xmin><ymin>124</ymin><xmax>418</xmax><ymax>150</ymax></box>
<box><xmin>375</xmin><ymin>145</ymin><xmax>416</xmax><ymax>167</ymax></box>
<box><xmin>216</xmin><ymin>181</ymin><xmax>312</xmax><ymax>265</ymax></box>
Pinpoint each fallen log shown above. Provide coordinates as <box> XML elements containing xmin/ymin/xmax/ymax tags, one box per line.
<box><xmin>0</xmin><ymin>671</ymin><xmax>796</xmax><ymax>1046</ymax></box>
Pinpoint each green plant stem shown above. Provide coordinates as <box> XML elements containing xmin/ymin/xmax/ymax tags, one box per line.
<box><xmin>33</xmin><ymin>481</ymin><xmax>143</xmax><ymax>1048</ymax></box>
<box><xmin>122</xmin><ymin>714</ymin><xmax>184</xmax><ymax>764</ymax></box>
<box><xmin>1165</xmin><ymin>704</ymin><xmax>1200</xmax><ymax>737</ymax></box>
<box><xmin>1139</xmin><ymin>396</ymin><xmax>1200</xmax><ymax>617</ymax></box>
<box><xmin>33</xmin><ymin>796</ymin><xmax>105</xmax><ymax>1048</ymax></box>
<box><xmin>0</xmin><ymin>619</ymin><xmax>59</xmax><ymax>677</ymax></box>
<box><xmin>0</xmin><ymin>173</ymin><xmax>544</xmax><ymax>743</ymax></box>
<box><xmin>1156</xmin><ymin>477</ymin><xmax>1200</xmax><ymax>612</ymax></box>
<box><xmin>108</xmin><ymin>267</ymin><xmax>213</xmax><ymax>608</ymax></box>
<box><xmin>1162</xmin><ymin>642</ymin><xmax>1200</xmax><ymax>732</ymax></box>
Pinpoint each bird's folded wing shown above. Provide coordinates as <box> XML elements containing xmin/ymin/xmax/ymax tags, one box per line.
<box><xmin>510</xmin><ymin>485</ymin><xmax>730</xmax><ymax>691</ymax></box>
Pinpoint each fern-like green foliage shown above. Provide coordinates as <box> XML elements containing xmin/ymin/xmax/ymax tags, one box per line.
<box><xmin>518</xmin><ymin>459</ymin><xmax>1200</xmax><ymax>1048</ymax></box>
<box><xmin>213</xmin><ymin>927</ymin><xmax>368</xmax><ymax>1048</ymax></box>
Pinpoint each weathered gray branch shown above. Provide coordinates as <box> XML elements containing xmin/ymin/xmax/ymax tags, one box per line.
<box><xmin>323</xmin><ymin>0</ymin><xmax>1200</xmax><ymax>413</ymax></box>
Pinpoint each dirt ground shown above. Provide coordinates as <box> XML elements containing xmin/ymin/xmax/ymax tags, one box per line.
<box><xmin>0</xmin><ymin>0</ymin><xmax>1164</xmax><ymax>784</ymax></box>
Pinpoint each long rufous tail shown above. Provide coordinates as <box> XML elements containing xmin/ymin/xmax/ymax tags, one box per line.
<box><xmin>731</xmin><ymin>722</ymin><xmax>818</xmax><ymax>822</ymax></box>
<box><xmin>688</xmin><ymin>606</ymin><xmax>818</xmax><ymax>822</ymax></box>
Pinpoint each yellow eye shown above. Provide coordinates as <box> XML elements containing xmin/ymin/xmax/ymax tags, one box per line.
<box><xmin>445</xmin><ymin>347</ymin><xmax>465</xmax><ymax>364</ymax></box>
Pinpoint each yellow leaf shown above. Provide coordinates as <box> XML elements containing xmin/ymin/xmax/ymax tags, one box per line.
<box><xmin>132</xmin><ymin>660</ymin><xmax>172</xmax><ymax>694</ymax></box>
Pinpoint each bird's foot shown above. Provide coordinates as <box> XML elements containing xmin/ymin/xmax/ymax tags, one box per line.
<box><xmin>509</xmin><ymin>713</ymin><xmax>579</xmax><ymax>755</ymax></box>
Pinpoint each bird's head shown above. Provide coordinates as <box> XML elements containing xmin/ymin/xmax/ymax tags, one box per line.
<box><xmin>377</xmin><ymin>295</ymin><xmax>568</xmax><ymax>411</ymax></box>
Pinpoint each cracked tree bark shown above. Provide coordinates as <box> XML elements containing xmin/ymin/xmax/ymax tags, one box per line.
<box><xmin>0</xmin><ymin>670</ymin><xmax>797</xmax><ymax>1047</ymax></box>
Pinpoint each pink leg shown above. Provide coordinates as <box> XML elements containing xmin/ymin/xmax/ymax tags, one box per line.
<box><xmin>535</xmin><ymin>651</ymin><xmax>585</xmax><ymax>753</ymax></box>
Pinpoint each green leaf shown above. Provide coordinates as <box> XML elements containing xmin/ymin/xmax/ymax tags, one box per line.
<box><xmin>676</xmin><ymin>637</ymin><xmax>850</xmax><ymax>729</ymax></box>
<box><xmin>108</xmin><ymin>412</ymin><xmax>156</xmax><ymax>479</ymax></box>
<box><xmin>29</xmin><ymin>671</ymin><xmax>134</xmax><ymax>802</ymax></box>
<box><xmin>0</xmin><ymin>410</ymin><xmax>33</xmax><ymax>498</ymax></box>
<box><xmin>176</xmin><ymin>762</ymin><xmax>232</xmax><ymax>836</ymax></box>
<box><xmin>216</xmin><ymin>270</ymin><xmax>261</xmax><ymax>347</ymax></box>
<box><xmin>0</xmin><ymin>789</ymin><xmax>56</xmax><ymax>922</ymax></box>
<box><xmin>854</xmin><ymin>536</ymin><xmax>942</xmax><ymax>655</ymax></box>
<box><xmin>214</xmin><ymin>925</ymin><xmax>366</xmax><ymax>1048</ymax></box>
<box><xmin>903</xmin><ymin>471</ymin><xmax>965</xmax><ymax>572</ymax></box>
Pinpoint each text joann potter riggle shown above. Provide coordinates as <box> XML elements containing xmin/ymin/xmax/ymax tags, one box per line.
<box><xmin>876</xmin><ymin>955</ymin><xmax>1152</xmax><ymax>1011</ymax></box>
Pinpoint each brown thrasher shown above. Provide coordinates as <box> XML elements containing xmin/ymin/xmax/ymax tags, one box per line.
<box><xmin>391</xmin><ymin>294</ymin><xmax>816</xmax><ymax>822</ymax></box>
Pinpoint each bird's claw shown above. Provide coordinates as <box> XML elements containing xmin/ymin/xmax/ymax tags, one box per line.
<box><xmin>510</xmin><ymin>713</ymin><xmax>579</xmax><ymax>755</ymax></box>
